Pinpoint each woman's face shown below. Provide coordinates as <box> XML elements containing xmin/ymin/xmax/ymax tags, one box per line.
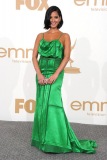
<box><xmin>50</xmin><ymin>11</ymin><xmax>61</xmax><ymax>29</ymax></box>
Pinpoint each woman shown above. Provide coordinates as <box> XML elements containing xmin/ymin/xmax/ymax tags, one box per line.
<box><xmin>31</xmin><ymin>6</ymin><xmax>97</xmax><ymax>153</ymax></box>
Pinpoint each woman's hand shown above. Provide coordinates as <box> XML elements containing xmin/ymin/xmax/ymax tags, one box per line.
<box><xmin>37</xmin><ymin>73</ymin><xmax>45</xmax><ymax>85</ymax></box>
<box><xmin>47</xmin><ymin>73</ymin><xmax>59</xmax><ymax>84</ymax></box>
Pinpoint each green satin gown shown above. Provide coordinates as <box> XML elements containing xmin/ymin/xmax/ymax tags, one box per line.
<box><xmin>31</xmin><ymin>33</ymin><xmax>97</xmax><ymax>153</ymax></box>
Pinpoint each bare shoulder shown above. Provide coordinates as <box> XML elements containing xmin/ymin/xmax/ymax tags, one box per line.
<box><xmin>62</xmin><ymin>33</ymin><xmax>71</xmax><ymax>44</ymax></box>
<box><xmin>63</xmin><ymin>33</ymin><xmax>70</xmax><ymax>39</ymax></box>
<box><xmin>36</xmin><ymin>32</ymin><xmax>43</xmax><ymax>41</ymax></box>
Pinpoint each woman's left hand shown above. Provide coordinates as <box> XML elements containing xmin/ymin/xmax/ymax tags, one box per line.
<box><xmin>47</xmin><ymin>73</ymin><xmax>59</xmax><ymax>84</ymax></box>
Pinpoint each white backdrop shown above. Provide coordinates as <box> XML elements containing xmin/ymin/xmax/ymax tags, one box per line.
<box><xmin>0</xmin><ymin>0</ymin><xmax>107</xmax><ymax>125</ymax></box>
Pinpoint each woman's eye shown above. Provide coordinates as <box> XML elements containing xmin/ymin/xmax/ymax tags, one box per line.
<box><xmin>50</xmin><ymin>16</ymin><xmax>59</xmax><ymax>19</ymax></box>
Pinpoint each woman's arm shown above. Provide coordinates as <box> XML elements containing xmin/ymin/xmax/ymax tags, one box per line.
<box><xmin>55</xmin><ymin>33</ymin><xmax>71</xmax><ymax>74</ymax></box>
<box><xmin>48</xmin><ymin>33</ymin><xmax>71</xmax><ymax>84</ymax></box>
<box><xmin>32</xmin><ymin>33</ymin><xmax>45</xmax><ymax>85</ymax></box>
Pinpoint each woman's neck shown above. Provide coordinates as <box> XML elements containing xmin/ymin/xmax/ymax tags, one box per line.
<box><xmin>48</xmin><ymin>28</ymin><xmax>59</xmax><ymax>33</ymax></box>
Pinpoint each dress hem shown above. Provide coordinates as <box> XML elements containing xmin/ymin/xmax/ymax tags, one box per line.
<box><xmin>31</xmin><ymin>139</ymin><xmax>97</xmax><ymax>154</ymax></box>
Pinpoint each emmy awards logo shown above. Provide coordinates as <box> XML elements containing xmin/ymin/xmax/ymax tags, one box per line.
<box><xmin>64</xmin><ymin>39</ymin><xmax>80</xmax><ymax>74</ymax></box>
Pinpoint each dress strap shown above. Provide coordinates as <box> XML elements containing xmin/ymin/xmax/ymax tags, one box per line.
<box><xmin>42</xmin><ymin>33</ymin><xmax>44</xmax><ymax>39</ymax></box>
<box><xmin>58</xmin><ymin>33</ymin><xmax>63</xmax><ymax>40</ymax></box>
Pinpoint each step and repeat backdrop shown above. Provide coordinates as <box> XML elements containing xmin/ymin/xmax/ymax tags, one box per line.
<box><xmin>0</xmin><ymin>0</ymin><xmax>107</xmax><ymax>125</ymax></box>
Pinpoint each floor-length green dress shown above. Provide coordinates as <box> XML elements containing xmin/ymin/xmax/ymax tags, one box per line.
<box><xmin>31</xmin><ymin>33</ymin><xmax>97</xmax><ymax>153</ymax></box>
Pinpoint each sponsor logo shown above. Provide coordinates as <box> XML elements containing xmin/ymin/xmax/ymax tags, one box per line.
<box><xmin>16</xmin><ymin>0</ymin><xmax>49</xmax><ymax>10</ymax></box>
<box><xmin>15</xmin><ymin>99</ymin><xmax>36</xmax><ymax>113</ymax></box>
<box><xmin>64</xmin><ymin>39</ymin><xmax>80</xmax><ymax>74</ymax></box>
<box><xmin>70</xmin><ymin>100</ymin><xmax>107</xmax><ymax>116</ymax></box>
<box><xmin>74</xmin><ymin>0</ymin><xmax>107</xmax><ymax>6</ymax></box>
<box><xmin>74</xmin><ymin>0</ymin><xmax>107</xmax><ymax>11</ymax></box>
<box><xmin>0</xmin><ymin>47</ymin><xmax>33</xmax><ymax>63</ymax></box>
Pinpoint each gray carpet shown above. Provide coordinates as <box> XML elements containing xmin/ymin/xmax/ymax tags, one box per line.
<box><xmin>0</xmin><ymin>121</ymin><xmax>107</xmax><ymax>160</ymax></box>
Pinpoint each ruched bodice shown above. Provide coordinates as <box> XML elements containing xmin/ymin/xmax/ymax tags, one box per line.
<box><xmin>38</xmin><ymin>39</ymin><xmax>64</xmax><ymax>58</ymax></box>
<box><xmin>38</xmin><ymin>38</ymin><xmax>64</xmax><ymax>75</ymax></box>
